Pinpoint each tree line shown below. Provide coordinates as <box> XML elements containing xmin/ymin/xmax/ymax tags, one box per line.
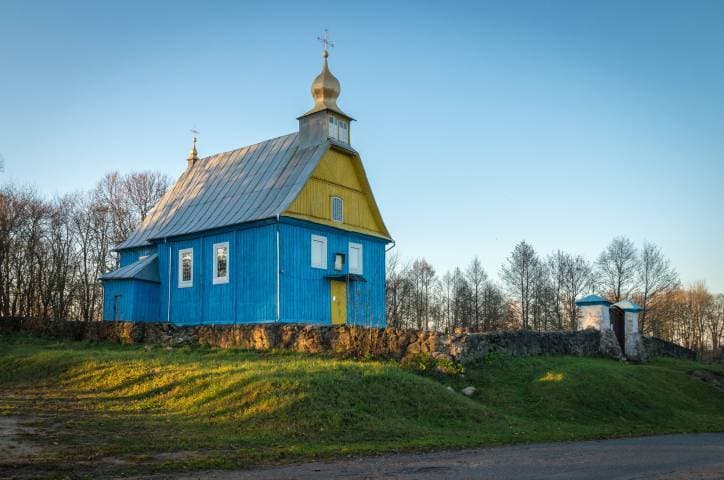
<box><xmin>0</xmin><ymin>172</ymin><xmax>170</xmax><ymax>321</ymax></box>
<box><xmin>386</xmin><ymin>237</ymin><xmax>723</xmax><ymax>354</ymax></box>
<box><xmin>1</xmin><ymin>173</ymin><xmax>722</xmax><ymax>353</ymax></box>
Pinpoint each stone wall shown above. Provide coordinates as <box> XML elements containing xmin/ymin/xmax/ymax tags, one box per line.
<box><xmin>0</xmin><ymin>317</ymin><xmax>696</xmax><ymax>364</ymax></box>
<box><xmin>641</xmin><ymin>335</ymin><xmax>697</xmax><ymax>361</ymax></box>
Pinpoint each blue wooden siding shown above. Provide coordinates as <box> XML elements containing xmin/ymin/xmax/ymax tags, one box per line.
<box><xmin>118</xmin><ymin>246</ymin><xmax>156</xmax><ymax>267</ymax></box>
<box><xmin>106</xmin><ymin>220</ymin><xmax>386</xmax><ymax>326</ymax></box>
<box><xmin>279</xmin><ymin>219</ymin><xmax>386</xmax><ymax>326</ymax></box>
<box><xmin>103</xmin><ymin>281</ymin><xmax>132</xmax><ymax>321</ymax></box>
<box><xmin>156</xmin><ymin>224</ymin><xmax>276</xmax><ymax>325</ymax></box>
<box><xmin>235</xmin><ymin>225</ymin><xmax>277</xmax><ymax>323</ymax></box>
<box><xmin>102</xmin><ymin>279</ymin><xmax>159</xmax><ymax>321</ymax></box>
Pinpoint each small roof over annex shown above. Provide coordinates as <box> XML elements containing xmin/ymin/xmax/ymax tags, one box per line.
<box><xmin>99</xmin><ymin>254</ymin><xmax>160</xmax><ymax>283</ymax></box>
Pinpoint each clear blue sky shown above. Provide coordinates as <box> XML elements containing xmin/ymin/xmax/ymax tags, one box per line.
<box><xmin>1</xmin><ymin>1</ymin><xmax>723</xmax><ymax>292</ymax></box>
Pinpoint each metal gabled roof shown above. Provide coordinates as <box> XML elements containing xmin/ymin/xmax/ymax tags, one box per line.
<box><xmin>575</xmin><ymin>294</ymin><xmax>611</xmax><ymax>306</ymax></box>
<box><xmin>100</xmin><ymin>254</ymin><xmax>160</xmax><ymax>283</ymax></box>
<box><xmin>612</xmin><ymin>300</ymin><xmax>643</xmax><ymax>312</ymax></box>
<box><xmin>116</xmin><ymin>132</ymin><xmax>330</xmax><ymax>250</ymax></box>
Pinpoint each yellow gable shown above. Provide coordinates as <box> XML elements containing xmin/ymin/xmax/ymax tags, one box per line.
<box><xmin>283</xmin><ymin>147</ymin><xmax>391</xmax><ymax>240</ymax></box>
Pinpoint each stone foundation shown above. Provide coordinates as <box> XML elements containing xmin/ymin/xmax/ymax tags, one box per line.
<box><xmin>0</xmin><ymin>317</ymin><xmax>696</xmax><ymax>364</ymax></box>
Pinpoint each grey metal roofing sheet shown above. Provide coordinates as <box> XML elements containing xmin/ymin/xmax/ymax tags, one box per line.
<box><xmin>575</xmin><ymin>294</ymin><xmax>611</xmax><ymax>306</ymax></box>
<box><xmin>116</xmin><ymin>132</ymin><xmax>330</xmax><ymax>250</ymax></box>
<box><xmin>100</xmin><ymin>254</ymin><xmax>160</xmax><ymax>283</ymax></box>
<box><xmin>612</xmin><ymin>300</ymin><xmax>643</xmax><ymax>312</ymax></box>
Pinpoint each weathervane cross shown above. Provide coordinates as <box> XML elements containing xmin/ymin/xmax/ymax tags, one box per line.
<box><xmin>317</xmin><ymin>29</ymin><xmax>334</xmax><ymax>53</ymax></box>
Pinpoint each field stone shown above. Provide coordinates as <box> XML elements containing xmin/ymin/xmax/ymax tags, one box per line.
<box><xmin>462</xmin><ymin>386</ymin><xmax>476</xmax><ymax>396</ymax></box>
<box><xmin>0</xmin><ymin>317</ymin><xmax>698</xmax><ymax>364</ymax></box>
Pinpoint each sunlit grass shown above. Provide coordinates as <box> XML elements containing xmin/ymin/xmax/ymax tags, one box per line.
<box><xmin>537</xmin><ymin>371</ymin><xmax>564</xmax><ymax>382</ymax></box>
<box><xmin>0</xmin><ymin>333</ymin><xmax>722</xmax><ymax>476</ymax></box>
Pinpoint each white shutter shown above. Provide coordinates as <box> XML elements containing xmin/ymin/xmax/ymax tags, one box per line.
<box><xmin>311</xmin><ymin>235</ymin><xmax>327</xmax><ymax>269</ymax></box>
<box><xmin>349</xmin><ymin>243</ymin><xmax>363</xmax><ymax>274</ymax></box>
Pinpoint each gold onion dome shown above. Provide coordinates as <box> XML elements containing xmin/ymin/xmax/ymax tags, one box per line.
<box><xmin>303</xmin><ymin>49</ymin><xmax>349</xmax><ymax>117</ymax></box>
<box><xmin>187</xmin><ymin>136</ymin><xmax>198</xmax><ymax>165</ymax></box>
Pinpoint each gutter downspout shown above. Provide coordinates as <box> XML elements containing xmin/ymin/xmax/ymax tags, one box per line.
<box><xmin>385</xmin><ymin>240</ymin><xmax>396</xmax><ymax>253</ymax></box>
<box><xmin>276</xmin><ymin>215</ymin><xmax>281</xmax><ymax>322</ymax></box>
<box><xmin>166</xmin><ymin>239</ymin><xmax>171</xmax><ymax>323</ymax></box>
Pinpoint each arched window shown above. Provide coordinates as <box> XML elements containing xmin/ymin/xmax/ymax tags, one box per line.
<box><xmin>331</xmin><ymin>196</ymin><xmax>343</xmax><ymax>223</ymax></box>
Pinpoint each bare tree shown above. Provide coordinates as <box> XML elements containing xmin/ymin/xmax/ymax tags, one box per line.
<box><xmin>94</xmin><ymin>172</ymin><xmax>133</xmax><ymax>244</ymax></box>
<box><xmin>562</xmin><ymin>254</ymin><xmax>593</xmax><ymax>329</ymax></box>
<box><xmin>501</xmin><ymin>241</ymin><xmax>539</xmax><ymax>329</ymax></box>
<box><xmin>385</xmin><ymin>251</ymin><xmax>409</xmax><ymax>328</ymax></box>
<box><xmin>596</xmin><ymin>236</ymin><xmax>638</xmax><ymax>302</ymax></box>
<box><xmin>440</xmin><ymin>271</ymin><xmax>455</xmax><ymax>332</ymax></box>
<box><xmin>451</xmin><ymin>267</ymin><xmax>471</xmax><ymax>330</ymax></box>
<box><xmin>123</xmin><ymin>171</ymin><xmax>171</xmax><ymax>222</ymax></box>
<box><xmin>481</xmin><ymin>281</ymin><xmax>507</xmax><ymax>330</ymax></box>
<box><xmin>687</xmin><ymin>282</ymin><xmax>713</xmax><ymax>354</ymax></box>
<box><xmin>0</xmin><ymin>170</ymin><xmax>169</xmax><ymax>322</ymax></box>
<box><xmin>547</xmin><ymin>251</ymin><xmax>568</xmax><ymax>330</ymax></box>
<box><xmin>466</xmin><ymin>257</ymin><xmax>487</xmax><ymax>331</ymax></box>
<box><xmin>410</xmin><ymin>258</ymin><xmax>436</xmax><ymax>330</ymax></box>
<box><xmin>637</xmin><ymin>241</ymin><xmax>679</xmax><ymax>335</ymax></box>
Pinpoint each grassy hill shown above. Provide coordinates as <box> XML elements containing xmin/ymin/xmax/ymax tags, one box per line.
<box><xmin>0</xmin><ymin>333</ymin><xmax>722</xmax><ymax>476</ymax></box>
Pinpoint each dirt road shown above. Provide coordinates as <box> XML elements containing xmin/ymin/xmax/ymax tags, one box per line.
<box><xmin>135</xmin><ymin>433</ymin><xmax>724</xmax><ymax>480</ymax></box>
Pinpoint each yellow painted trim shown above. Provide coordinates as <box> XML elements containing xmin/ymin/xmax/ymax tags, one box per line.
<box><xmin>283</xmin><ymin>145</ymin><xmax>392</xmax><ymax>240</ymax></box>
<box><xmin>282</xmin><ymin>213</ymin><xmax>389</xmax><ymax>239</ymax></box>
<box><xmin>331</xmin><ymin>280</ymin><xmax>347</xmax><ymax>324</ymax></box>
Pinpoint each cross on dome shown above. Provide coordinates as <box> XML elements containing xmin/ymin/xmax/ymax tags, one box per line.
<box><xmin>317</xmin><ymin>29</ymin><xmax>334</xmax><ymax>57</ymax></box>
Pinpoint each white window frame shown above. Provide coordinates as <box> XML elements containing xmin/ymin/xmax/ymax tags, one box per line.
<box><xmin>339</xmin><ymin>120</ymin><xmax>349</xmax><ymax>143</ymax></box>
<box><xmin>331</xmin><ymin>196</ymin><xmax>344</xmax><ymax>223</ymax></box>
<box><xmin>328</xmin><ymin>115</ymin><xmax>338</xmax><ymax>140</ymax></box>
<box><xmin>349</xmin><ymin>242</ymin><xmax>363</xmax><ymax>274</ymax></box>
<box><xmin>334</xmin><ymin>253</ymin><xmax>345</xmax><ymax>271</ymax></box>
<box><xmin>178</xmin><ymin>248</ymin><xmax>193</xmax><ymax>288</ymax></box>
<box><xmin>311</xmin><ymin>234</ymin><xmax>328</xmax><ymax>269</ymax></box>
<box><xmin>328</xmin><ymin>115</ymin><xmax>349</xmax><ymax>143</ymax></box>
<box><xmin>212</xmin><ymin>242</ymin><xmax>229</xmax><ymax>285</ymax></box>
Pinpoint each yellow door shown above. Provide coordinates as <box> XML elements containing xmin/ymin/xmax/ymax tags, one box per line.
<box><xmin>330</xmin><ymin>280</ymin><xmax>347</xmax><ymax>325</ymax></box>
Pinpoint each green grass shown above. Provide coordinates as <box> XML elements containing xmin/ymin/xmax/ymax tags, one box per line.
<box><xmin>0</xmin><ymin>333</ymin><xmax>722</xmax><ymax>476</ymax></box>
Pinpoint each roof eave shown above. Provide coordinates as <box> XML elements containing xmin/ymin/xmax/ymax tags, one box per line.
<box><xmin>297</xmin><ymin>106</ymin><xmax>356</xmax><ymax>122</ymax></box>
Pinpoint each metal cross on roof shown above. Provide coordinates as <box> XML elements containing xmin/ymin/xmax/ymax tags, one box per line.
<box><xmin>317</xmin><ymin>29</ymin><xmax>334</xmax><ymax>52</ymax></box>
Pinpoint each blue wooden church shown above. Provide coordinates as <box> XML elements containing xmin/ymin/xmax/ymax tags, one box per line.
<box><xmin>100</xmin><ymin>46</ymin><xmax>392</xmax><ymax>326</ymax></box>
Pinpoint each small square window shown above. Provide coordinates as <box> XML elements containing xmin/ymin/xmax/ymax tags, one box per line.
<box><xmin>213</xmin><ymin>242</ymin><xmax>229</xmax><ymax>284</ymax></box>
<box><xmin>331</xmin><ymin>196</ymin><xmax>343</xmax><ymax>223</ymax></box>
<box><xmin>178</xmin><ymin>248</ymin><xmax>193</xmax><ymax>288</ymax></box>
<box><xmin>334</xmin><ymin>253</ymin><xmax>345</xmax><ymax>271</ymax></box>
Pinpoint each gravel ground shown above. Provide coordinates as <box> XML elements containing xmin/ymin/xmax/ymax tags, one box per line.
<box><xmin>129</xmin><ymin>433</ymin><xmax>724</xmax><ymax>480</ymax></box>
